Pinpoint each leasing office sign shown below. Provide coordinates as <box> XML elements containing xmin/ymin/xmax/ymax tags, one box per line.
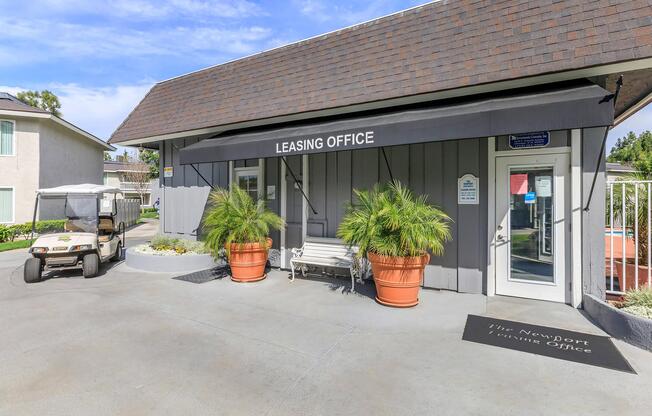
<box><xmin>179</xmin><ymin>85</ymin><xmax>615</xmax><ymax>165</ymax></box>
<box><xmin>274</xmin><ymin>131</ymin><xmax>375</xmax><ymax>154</ymax></box>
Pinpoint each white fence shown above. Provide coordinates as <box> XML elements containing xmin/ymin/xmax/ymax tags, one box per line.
<box><xmin>606</xmin><ymin>180</ymin><xmax>652</xmax><ymax>295</ymax></box>
<box><xmin>115</xmin><ymin>199</ymin><xmax>141</xmax><ymax>228</ymax></box>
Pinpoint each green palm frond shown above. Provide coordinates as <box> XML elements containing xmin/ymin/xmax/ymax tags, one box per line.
<box><xmin>202</xmin><ymin>185</ymin><xmax>285</xmax><ymax>259</ymax></box>
<box><xmin>337</xmin><ymin>180</ymin><xmax>452</xmax><ymax>258</ymax></box>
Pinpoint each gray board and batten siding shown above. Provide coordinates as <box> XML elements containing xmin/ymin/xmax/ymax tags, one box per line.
<box><xmin>159</xmin><ymin>136</ymin><xmax>489</xmax><ymax>293</ymax></box>
<box><xmin>157</xmin><ymin>129</ymin><xmax>606</xmax><ymax>298</ymax></box>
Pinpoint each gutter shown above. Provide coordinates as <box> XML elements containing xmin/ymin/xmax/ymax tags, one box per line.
<box><xmin>0</xmin><ymin>109</ymin><xmax>115</xmax><ymax>151</ymax></box>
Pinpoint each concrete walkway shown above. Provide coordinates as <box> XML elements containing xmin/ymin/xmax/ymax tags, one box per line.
<box><xmin>0</xmin><ymin>255</ymin><xmax>651</xmax><ymax>415</ymax></box>
<box><xmin>124</xmin><ymin>218</ymin><xmax>159</xmax><ymax>248</ymax></box>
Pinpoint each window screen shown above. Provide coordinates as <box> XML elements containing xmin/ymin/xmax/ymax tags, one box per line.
<box><xmin>0</xmin><ymin>121</ymin><xmax>14</xmax><ymax>155</ymax></box>
<box><xmin>0</xmin><ymin>188</ymin><xmax>13</xmax><ymax>223</ymax></box>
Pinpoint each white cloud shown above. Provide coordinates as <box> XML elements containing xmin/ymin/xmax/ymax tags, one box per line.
<box><xmin>293</xmin><ymin>0</ymin><xmax>422</xmax><ymax>25</ymax></box>
<box><xmin>0</xmin><ymin>16</ymin><xmax>272</xmax><ymax>64</ymax></box>
<box><xmin>0</xmin><ymin>83</ymin><xmax>153</xmax><ymax>141</ymax></box>
<box><xmin>15</xmin><ymin>0</ymin><xmax>263</xmax><ymax>19</ymax></box>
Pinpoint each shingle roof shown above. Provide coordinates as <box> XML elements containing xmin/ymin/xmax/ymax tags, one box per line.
<box><xmin>0</xmin><ymin>92</ymin><xmax>49</xmax><ymax>114</ymax></box>
<box><xmin>104</xmin><ymin>161</ymin><xmax>144</xmax><ymax>172</ymax></box>
<box><xmin>109</xmin><ymin>0</ymin><xmax>652</xmax><ymax>144</ymax></box>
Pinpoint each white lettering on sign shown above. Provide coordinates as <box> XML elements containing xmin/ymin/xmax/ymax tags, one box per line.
<box><xmin>275</xmin><ymin>131</ymin><xmax>374</xmax><ymax>154</ymax></box>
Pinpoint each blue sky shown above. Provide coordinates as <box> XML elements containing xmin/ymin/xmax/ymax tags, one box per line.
<box><xmin>0</xmin><ymin>0</ymin><xmax>649</xmax><ymax>154</ymax></box>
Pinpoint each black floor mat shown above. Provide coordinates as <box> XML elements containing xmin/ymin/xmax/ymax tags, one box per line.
<box><xmin>462</xmin><ymin>314</ymin><xmax>635</xmax><ymax>373</ymax></box>
<box><xmin>173</xmin><ymin>267</ymin><xmax>229</xmax><ymax>284</ymax></box>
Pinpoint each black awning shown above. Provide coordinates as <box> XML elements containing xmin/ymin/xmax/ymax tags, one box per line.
<box><xmin>179</xmin><ymin>84</ymin><xmax>614</xmax><ymax>164</ymax></box>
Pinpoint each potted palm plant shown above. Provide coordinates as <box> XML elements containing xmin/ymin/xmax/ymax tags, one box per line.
<box><xmin>203</xmin><ymin>185</ymin><xmax>284</xmax><ymax>282</ymax></box>
<box><xmin>337</xmin><ymin>181</ymin><xmax>451</xmax><ymax>307</ymax></box>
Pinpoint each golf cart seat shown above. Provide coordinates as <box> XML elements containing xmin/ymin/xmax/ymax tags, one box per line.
<box><xmin>97</xmin><ymin>217</ymin><xmax>115</xmax><ymax>242</ymax></box>
<box><xmin>98</xmin><ymin>217</ymin><xmax>115</xmax><ymax>233</ymax></box>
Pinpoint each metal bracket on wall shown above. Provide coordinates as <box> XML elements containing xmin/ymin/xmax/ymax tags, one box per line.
<box><xmin>281</xmin><ymin>156</ymin><xmax>318</xmax><ymax>215</ymax></box>
<box><xmin>584</xmin><ymin>74</ymin><xmax>623</xmax><ymax>211</ymax></box>
<box><xmin>381</xmin><ymin>147</ymin><xmax>395</xmax><ymax>182</ymax></box>
<box><xmin>189</xmin><ymin>164</ymin><xmax>215</xmax><ymax>190</ymax></box>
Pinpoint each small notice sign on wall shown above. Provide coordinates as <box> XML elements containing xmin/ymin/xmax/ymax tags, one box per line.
<box><xmin>509</xmin><ymin>131</ymin><xmax>550</xmax><ymax>149</ymax></box>
<box><xmin>458</xmin><ymin>174</ymin><xmax>479</xmax><ymax>205</ymax></box>
<box><xmin>163</xmin><ymin>166</ymin><xmax>173</xmax><ymax>178</ymax></box>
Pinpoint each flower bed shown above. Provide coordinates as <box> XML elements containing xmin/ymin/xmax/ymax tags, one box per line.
<box><xmin>134</xmin><ymin>235</ymin><xmax>208</xmax><ymax>256</ymax></box>
<box><xmin>126</xmin><ymin>236</ymin><xmax>222</xmax><ymax>272</ymax></box>
<box><xmin>609</xmin><ymin>287</ymin><xmax>652</xmax><ymax>319</ymax></box>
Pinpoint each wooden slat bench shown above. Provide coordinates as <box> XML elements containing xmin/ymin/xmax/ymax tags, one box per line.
<box><xmin>290</xmin><ymin>237</ymin><xmax>367</xmax><ymax>292</ymax></box>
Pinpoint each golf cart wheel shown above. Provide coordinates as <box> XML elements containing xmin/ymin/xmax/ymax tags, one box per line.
<box><xmin>82</xmin><ymin>253</ymin><xmax>99</xmax><ymax>278</ymax></box>
<box><xmin>111</xmin><ymin>242</ymin><xmax>123</xmax><ymax>262</ymax></box>
<box><xmin>24</xmin><ymin>258</ymin><xmax>42</xmax><ymax>283</ymax></box>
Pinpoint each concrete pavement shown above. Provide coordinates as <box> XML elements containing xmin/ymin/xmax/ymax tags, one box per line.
<box><xmin>0</xmin><ymin>240</ymin><xmax>651</xmax><ymax>415</ymax></box>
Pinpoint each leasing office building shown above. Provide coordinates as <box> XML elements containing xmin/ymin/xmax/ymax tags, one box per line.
<box><xmin>110</xmin><ymin>0</ymin><xmax>652</xmax><ymax>307</ymax></box>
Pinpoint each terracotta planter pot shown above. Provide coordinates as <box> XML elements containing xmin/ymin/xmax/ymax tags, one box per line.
<box><xmin>227</xmin><ymin>238</ymin><xmax>272</xmax><ymax>283</ymax></box>
<box><xmin>368</xmin><ymin>252</ymin><xmax>430</xmax><ymax>308</ymax></box>
<box><xmin>613</xmin><ymin>260</ymin><xmax>652</xmax><ymax>291</ymax></box>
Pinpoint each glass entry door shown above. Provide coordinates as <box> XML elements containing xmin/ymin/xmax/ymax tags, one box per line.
<box><xmin>495</xmin><ymin>153</ymin><xmax>569</xmax><ymax>302</ymax></box>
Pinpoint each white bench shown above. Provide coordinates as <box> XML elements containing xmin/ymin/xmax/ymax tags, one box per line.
<box><xmin>290</xmin><ymin>237</ymin><xmax>367</xmax><ymax>292</ymax></box>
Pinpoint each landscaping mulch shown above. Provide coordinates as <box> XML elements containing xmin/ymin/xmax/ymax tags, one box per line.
<box><xmin>173</xmin><ymin>266</ymin><xmax>229</xmax><ymax>284</ymax></box>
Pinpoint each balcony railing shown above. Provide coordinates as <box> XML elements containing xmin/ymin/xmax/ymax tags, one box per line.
<box><xmin>119</xmin><ymin>182</ymin><xmax>151</xmax><ymax>192</ymax></box>
<box><xmin>606</xmin><ymin>180</ymin><xmax>652</xmax><ymax>295</ymax></box>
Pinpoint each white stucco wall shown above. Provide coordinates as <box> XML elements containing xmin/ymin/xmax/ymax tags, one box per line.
<box><xmin>0</xmin><ymin>116</ymin><xmax>40</xmax><ymax>224</ymax></box>
<box><xmin>0</xmin><ymin>115</ymin><xmax>109</xmax><ymax>224</ymax></box>
<box><xmin>38</xmin><ymin>121</ymin><xmax>105</xmax><ymax>220</ymax></box>
<box><xmin>39</xmin><ymin>122</ymin><xmax>104</xmax><ymax>188</ymax></box>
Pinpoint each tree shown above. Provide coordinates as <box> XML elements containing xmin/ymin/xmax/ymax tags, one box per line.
<box><xmin>104</xmin><ymin>152</ymin><xmax>113</xmax><ymax>161</ymax></box>
<box><xmin>607</xmin><ymin>131</ymin><xmax>652</xmax><ymax>177</ymax></box>
<box><xmin>123</xmin><ymin>157</ymin><xmax>151</xmax><ymax>213</ymax></box>
<box><xmin>116</xmin><ymin>150</ymin><xmax>130</xmax><ymax>162</ymax></box>
<box><xmin>139</xmin><ymin>148</ymin><xmax>159</xmax><ymax>179</ymax></box>
<box><xmin>16</xmin><ymin>90</ymin><xmax>62</xmax><ymax>117</ymax></box>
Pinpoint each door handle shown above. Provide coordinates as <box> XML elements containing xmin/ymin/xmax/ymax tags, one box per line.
<box><xmin>497</xmin><ymin>234</ymin><xmax>506</xmax><ymax>242</ymax></box>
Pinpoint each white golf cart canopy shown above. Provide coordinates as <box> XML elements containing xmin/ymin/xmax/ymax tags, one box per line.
<box><xmin>36</xmin><ymin>184</ymin><xmax>122</xmax><ymax>196</ymax></box>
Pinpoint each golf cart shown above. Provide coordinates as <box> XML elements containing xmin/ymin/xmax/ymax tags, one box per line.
<box><xmin>24</xmin><ymin>184</ymin><xmax>126</xmax><ymax>283</ymax></box>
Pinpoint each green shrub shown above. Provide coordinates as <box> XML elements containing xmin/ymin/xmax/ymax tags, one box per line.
<box><xmin>143</xmin><ymin>207</ymin><xmax>158</xmax><ymax>213</ymax></box>
<box><xmin>139</xmin><ymin>211</ymin><xmax>159</xmax><ymax>219</ymax></box>
<box><xmin>0</xmin><ymin>225</ymin><xmax>12</xmax><ymax>243</ymax></box>
<box><xmin>9</xmin><ymin>223</ymin><xmax>31</xmax><ymax>240</ymax></box>
<box><xmin>7</xmin><ymin>220</ymin><xmax>66</xmax><ymax>241</ymax></box>
<box><xmin>34</xmin><ymin>220</ymin><xmax>66</xmax><ymax>234</ymax></box>
<box><xmin>623</xmin><ymin>286</ymin><xmax>652</xmax><ymax>309</ymax></box>
<box><xmin>151</xmin><ymin>235</ymin><xmax>176</xmax><ymax>251</ymax></box>
<box><xmin>337</xmin><ymin>180</ymin><xmax>452</xmax><ymax>258</ymax></box>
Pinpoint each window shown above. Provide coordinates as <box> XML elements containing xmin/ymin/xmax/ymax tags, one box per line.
<box><xmin>103</xmin><ymin>173</ymin><xmax>109</xmax><ymax>185</ymax></box>
<box><xmin>0</xmin><ymin>120</ymin><xmax>15</xmax><ymax>156</ymax></box>
<box><xmin>234</xmin><ymin>168</ymin><xmax>260</xmax><ymax>201</ymax></box>
<box><xmin>0</xmin><ymin>188</ymin><xmax>14</xmax><ymax>223</ymax></box>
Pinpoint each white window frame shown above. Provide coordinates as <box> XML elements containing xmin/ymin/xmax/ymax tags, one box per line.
<box><xmin>0</xmin><ymin>119</ymin><xmax>16</xmax><ymax>157</ymax></box>
<box><xmin>230</xmin><ymin>159</ymin><xmax>264</xmax><ymax>199</ymax></box>
<box><xmin>0</xmin><ymin>186</ymin><xmax>15</xmax><ymax>224</ymax></box>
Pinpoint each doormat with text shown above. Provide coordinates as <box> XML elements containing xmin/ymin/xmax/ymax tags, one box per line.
<box><xmin>462</xmin><ymin>314</ymin><xmax>635</xmax><ymax>373</ymax></box>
